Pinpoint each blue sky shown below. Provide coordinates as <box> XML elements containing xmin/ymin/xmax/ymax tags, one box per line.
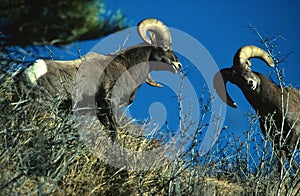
<box><xmin>102</xmin><ymin>1</ymin><xmax>300</xmax><ymax>145</ymax></box>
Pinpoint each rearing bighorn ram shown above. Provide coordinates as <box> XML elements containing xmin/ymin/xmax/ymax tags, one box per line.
<box><xmin>213</xmin><ymin>45</ymin><xmax>300</xmax><ymax>169</ymax></box>
<box><xmin>19</xmin><ymin>19</ymin><xmax>182</xmax><ymax>139</ymax></box>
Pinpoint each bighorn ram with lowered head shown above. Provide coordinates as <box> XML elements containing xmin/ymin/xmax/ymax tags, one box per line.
<box><xmin>214</xmin><ymin>45</ymin><xmax>300</xmax><ymax>169</ymax></box>
<box><xmin>20</xmin><ymin>19</ymin><xmax>182</xmax><ymax>139</ymax></box>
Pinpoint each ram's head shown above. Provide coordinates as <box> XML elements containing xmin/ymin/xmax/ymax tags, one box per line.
<box><xmin>137</xmin><ymin>18</ymin><xmax>182</xmax><ymax>88</ymax></box>
<box><xmin>213</xmin><ymin>45</ymin><xmax>274</xmax><ymax>108</ymax></box>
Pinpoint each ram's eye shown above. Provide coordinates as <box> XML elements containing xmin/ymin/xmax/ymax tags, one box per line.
<box><xmin>170</xmin><ymin>56</ymin><xmax>176</xmax><ymax>62</ymax></box>
<box><xmin>162</xmin><ymin>44</ymin><xmax>170</xmax><ymax>51</ymax></box>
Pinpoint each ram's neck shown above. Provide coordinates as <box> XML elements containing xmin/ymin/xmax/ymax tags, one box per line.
<box><xmin>113</xmin><ymin>45</ymin><xmax>153</xmax><ymax>69</ymax></box>
<box><xmin>244</xmin><ymin>73</ymin><xmax>282</xmax><ymax>115</ymax></box>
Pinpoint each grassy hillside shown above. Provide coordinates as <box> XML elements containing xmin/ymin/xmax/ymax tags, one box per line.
<box><xmin>0</xmin><ymin>73</ymin><xmax>299</xmax><ymax>195</ymax></box>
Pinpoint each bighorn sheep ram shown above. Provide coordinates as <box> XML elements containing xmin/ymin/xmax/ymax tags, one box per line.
<box><xmin>19</xmin><ymin>19</ymin><xmax>182</xmax><ymax>139</ymax></box>
<box><xmin>214</xmin><ymin>45</ymin><xmax>300</xmax><ymax>169</ymax></box>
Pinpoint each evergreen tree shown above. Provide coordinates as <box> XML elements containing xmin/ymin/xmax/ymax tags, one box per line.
<box><xmin>0</xmin><ymin>0</ymin><xmax>126</xmax><ymax>46</ymax></box>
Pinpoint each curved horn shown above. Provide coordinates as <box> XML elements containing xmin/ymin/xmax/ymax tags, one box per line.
<box><xmin>138</xmin><ymin>18</ymin><xmax>172</xmax><ymax>50</ymax></box>
<box><xmin>233</xmin><ymin>45</ymin><xmax>274</xmax><ymax>69</ymax></box>
<box><xmin>213</xmin><ymin>68</ymin><xmax>237</xmax><ymax>108</ymax></box>
<box><xmin>146</xmin><ymin>73</ymin><xmax>163</xmax><ymax>88</ymax></box>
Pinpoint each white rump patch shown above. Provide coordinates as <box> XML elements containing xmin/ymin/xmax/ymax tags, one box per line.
<box><xmin>24</xmin><ymin>59</ymin><xmax>47</xmax><ymax>84</ymax></box>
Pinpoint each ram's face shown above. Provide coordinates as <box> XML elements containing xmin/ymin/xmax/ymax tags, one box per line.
<box><xmin>149</xmin><ymin>47</ymin><xmax>182</xmax><ymax>73</ymax></box>
<box><xmin>235</xmin><ymin>68</ymin><xmax>261</xmax><ymax>92</ymax></box>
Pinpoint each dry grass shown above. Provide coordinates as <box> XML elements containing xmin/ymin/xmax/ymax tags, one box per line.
<box><xmin>0</xmin><ymin>73</ymin><xmax>299</xmax><ymax>195</ymax></box>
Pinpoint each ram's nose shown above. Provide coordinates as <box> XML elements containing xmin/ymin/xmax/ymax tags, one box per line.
<box><xmin>172</xmin><ymin>61</ymin><xmax>182</xmax><ymax>73</ymax></box>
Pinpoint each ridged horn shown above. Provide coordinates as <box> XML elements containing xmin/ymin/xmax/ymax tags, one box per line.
<box><xmin>233</xmin><ymin>45</ymin><xmax>275</xmax><ymax>69</ymax></box>
<box><xmin>145</xmin><ymin>73</ymin><xmax>163</xmax><ymax>88</ymax></box>
<box><xmin>213</xmin><ymin>68</ymin><xmax>237</xmax><ymax>108</ymax></box>
<box><xmin>138</xmin><ymin>18</ymin><xmax>172</xmax><ymax>50</ymax></box>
